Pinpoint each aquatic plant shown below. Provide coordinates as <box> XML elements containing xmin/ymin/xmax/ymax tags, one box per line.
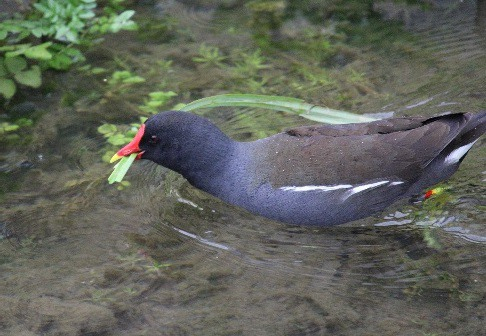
<box><xmin>0</xmin><ymin>118</ymin><xmax>33</xmax><ymax>134</ymax></box>
<box><xmin>180</xmin><ymin>94</ymin><xmax>375</xmax><ymax>124</ymax></box>
<box><xmin>232</xmin><ymin>49</ymin><xmax>269</xmax><ymax>78</ymax></box>
<box><xmin>0</xmin><ymin>0</ymin><xmax>138</xmax><ymax>100</ymax></box>
<box><xmin>109</xmin><ymin>153</ymin><xmax>137</xmax><ymax>184</ymax></box>
<box><xmin>139</xmin><ymin>91</ymin><xmax>178</xmax><ymax>114</ymax></box>
<box><xmin>144</xmin><ymin>260</ymin><xmax>172</xmax><ymax>277</ymax></box>
<box><xmin>98</xmin><ymin>118</ymin><xmax>146</xmax><ymax>179</ymax></box>
<box><xmin>243</xmin><ymin>77</ymin><xmax>269</xmax><ymax>94</ymax></box>
<box><xmin>109</xmin><ymin>70</ymin><xmax>145</xmax><ymax>85</ymax></box>
<box><xmin>0</xmin><ymin>118</ymin><xmax>33</xmax><ymax>143</ymax></box>
<box><xmin>98</xmin><ymin>123</ymin><xmax>137</xmax><ymax>147</ymax></box>
<box><xmin>192</xmin><ymin>44</ymin><xmax>227</xmax><ymax>67</ymax></box>
<box><xmin>293</xmin><ymin>66</ymin><xmax>335</xmax><ymax>88</ymax></box>
<box><xmin>0</xmin><ymin>51</ymin><xmax>45</xmax><ymax>99</ymax></box>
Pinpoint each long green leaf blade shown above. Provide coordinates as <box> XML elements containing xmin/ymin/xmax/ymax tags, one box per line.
<box><xmin>108</xmin><ymin>153</ymin><xmax>137</xmax><ymax>184</ymax></box>
<box><xmin>179</xmin><ymin>94</ymin><xmax>376</xmax><ymax>124</ymax></box>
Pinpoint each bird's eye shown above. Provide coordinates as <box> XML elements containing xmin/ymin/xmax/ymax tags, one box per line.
<box><xmin>148</xmin><ymin>135</ymin><xmax>158</xmax><ymax>144</ymax></box>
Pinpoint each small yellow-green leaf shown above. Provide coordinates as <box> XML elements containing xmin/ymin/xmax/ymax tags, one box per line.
<box><xmin>47</xmin><ymin>52</ymin><xmax>73</xmax><ymax>70</ymax></box>
<box><xmin>149</xmin><ymin>91</ymin><xmax>177</xmax><ymax>100</ymax></box>
<box><xmin>14</xmin><ymin>65</ymin><xmax>42</xmax><ymax>88</ymax></box>
<box><xmin>107</xmin><ymin>133</ymin><xmax>129</xmax><ymax>146</ymax></box>
<box><xmin>146</xmin><ymin>100</ymin><xmax>164</xmax><ymax>107</ymax></box>
<box><xmin>0</xmin><ymin>79</ymin><xmax>16</xmax><ymax>99</ymax></box>
<box><xmin>97</xmin><ymin>123</ymin><xmax>117</xmax><ymax>135</ymax></box>
<box><xmin>91</xmin><ymin>67</ymin><xmax>107</xmax><ymax>74</ymax></box>
<box><xmin>5</xmin><ymin>56</ymin><xmax>27</xmax><ymax>74</ymax></box>
<box><xmin>122</xmin><ymin>76</ymin><xmax>145</xmax><ymax>84</ymax></box>
<box><xmin>0</xmin><ymin>122</ymin><xmax>20</xmax><ymax>132</ymax></box>
<box><xmin>23</xmin><ymin>42</ymin><xmax>53</xmax><ymax>60</ymax></box>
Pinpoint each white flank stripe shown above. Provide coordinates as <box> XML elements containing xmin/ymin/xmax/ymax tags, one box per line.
<box><xmin>280</xmin><ymin>180</ymin><xmax>404</xmax><ymax>197</ymax></box>
<box><xmin>444</xmin><ymin>140</ymin><xmax>478</xmax><ymax>165</ymax></box>
<box><xmin>348</xmin><ymin>180</ymin><xmax>389</xmax><ymax>195</ymax></box>
<box><xmin>280</xmin><ymin>184</ymin><xmax>352</xmax><ymax>192</ymax></box>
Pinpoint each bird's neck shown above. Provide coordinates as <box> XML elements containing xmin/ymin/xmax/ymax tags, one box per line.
<box><xmin>168</xmin><ymin>126</ymin><xmax>236</xmax><ymax>191</ymax></box>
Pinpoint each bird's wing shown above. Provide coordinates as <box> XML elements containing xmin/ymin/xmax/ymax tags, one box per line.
<box><xmin>250</xmin><ymin>114</ymin><xmax>468</xmax><ymax>188</ymax></box>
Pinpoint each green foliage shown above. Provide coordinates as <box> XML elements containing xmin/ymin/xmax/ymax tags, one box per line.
<box><xmin>192</xmin><ymin>44</ymin><xmax>227</xmax><ymax>67</ymax></box>
<box><xmin>0</xmin><ymin>55</ymin><xmax>43</xmax><ymax>99</ymax></box>
<box><xmin>232</xmin><ymin>49</ymin><xmax>269</xmax><ymax>78</ymax></box>
<box><xmin>108</xmin><ymin>70</ymin><xmax>146</xmax><ymax>86</ymax></box>
<box><xmin>0</xmin><ymin>122</ymin><xmax>20</xmax><ymax>133</ymax></box>
<box><xmin>91</xmin><ymin>8</ymin><xmax>137</xmax><ymax>34</ymax></box>
<box><xmin>139</xmin><ymin>91</ymin><xmax>177</xmax><ymax>114</ymax></box>
<box><xmin>293</xmin><ymin>66</ymin><xmax>334</xmax><ymax>87</ymax></box>
<box><xmin>98</xmin><ymin>117</ymin><xmax>147</xmax><ymax>186</ymax></box>
<box><xmin>145</xmin><ymin>260</ymin><xmax>172</xmax><ymax>275</ymax></box>
<box><xmin>0</xmin><ymin>0</ymin><xmax>138</xmax><ymax>100</ymax></box>
<box><xmin>104</xmin><ymin>70</ymin><xmax>146</xmax><ymax>96</ymax></box>
<box><xmin>180</xmin><ymin>93</ymin><xmax>376</xmax><ymax>124</ymax></box>
<box><xmin>78</xmin><ymin>64</ymin><xmax>108</xmax><ymax>75</ymax></box>
<box><xmin>108</xmin><ymin>153</ymin><xmax>137</xmax><ymax>185</ymax></box>
<box><xmin>0</xmin><ymin>118</ymin><xmax>33</xmax><ymax>143</ymax></box>
<box><xmin>99</xmin><ymin>120</ymin><xmax>139</xmax><ymax>186</ymax></box>
<box><xmin>98</xmin><ymin>122</ymin><xmax>139</xmax><ymax>148</ymax></box>
<box><xmin>32</xmin><ymin>0</ymin><xmax>97</xmax><ymax>43</ymax></box>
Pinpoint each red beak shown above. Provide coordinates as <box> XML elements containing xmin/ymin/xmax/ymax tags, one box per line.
<box><xmin>110</xmin><ymin>124</ymin><xmax>146</xmax><ymax>163</ymax></box>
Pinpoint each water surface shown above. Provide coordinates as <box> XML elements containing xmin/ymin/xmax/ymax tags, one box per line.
<box><xmin>1</xmin><ymin>1</ymin><xmax>485</xmax><ymax>335</ymax></box>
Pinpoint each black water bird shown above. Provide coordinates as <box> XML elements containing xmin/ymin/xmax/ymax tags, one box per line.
<box><xmin>112</xmin><ymin>111</ymin><xmax>485</xmax><ymax>226</ymax></box>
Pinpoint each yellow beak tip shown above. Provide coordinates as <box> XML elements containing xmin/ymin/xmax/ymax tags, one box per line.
<box><xmin>110</xmin><ymin>153</ymin><xmax>123</xmax><ymax>163</ymax></box>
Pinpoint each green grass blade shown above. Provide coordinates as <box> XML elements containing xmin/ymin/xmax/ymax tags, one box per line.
<box><xmin>179</xmin><ymin>94</ymin><xmax>376</xmax><ymax>124</ymax></box>
<box><xmin>108</xmin><ymin>153</ymin><xmax>137</xmax><ymax>184</ymax></box>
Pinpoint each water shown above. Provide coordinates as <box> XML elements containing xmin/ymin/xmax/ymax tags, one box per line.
<box><xmin>1</xmin><ymin>1</ymin><xmax>485</xmax><ymax>335</ymax></box>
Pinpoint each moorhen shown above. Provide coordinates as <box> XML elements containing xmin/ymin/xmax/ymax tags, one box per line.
<box><xmin>111</xmin><ymin>111</ymin><xmax>485</xmax><ymax>226</ymax></box>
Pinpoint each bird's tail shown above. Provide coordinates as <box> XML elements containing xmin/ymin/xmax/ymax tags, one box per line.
<box><xmin>410</xmin><ymin>111</ymin><xmax>485</xmax><ymax>201</ymax></box>
<box><xmin>443</xmin><ymin>111</ymin><xmax>485</xmax><ymax>164</ymax></box>
<box><xmin>457</xmin><ymin>111</ymin><xmax>486</xmax><ymax>145</ymax></box>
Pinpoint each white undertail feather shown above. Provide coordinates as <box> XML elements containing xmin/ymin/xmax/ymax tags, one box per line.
<box><xmin>444</xmin><ymin>140</ymin><xmax>479</xmax><ymax>165</ymax></box>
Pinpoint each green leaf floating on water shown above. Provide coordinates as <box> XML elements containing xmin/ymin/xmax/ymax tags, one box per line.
<box><xmin>108</xmin><ymin>153</ymin><xmax>137</xmax><ymax>184</ymax></box>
